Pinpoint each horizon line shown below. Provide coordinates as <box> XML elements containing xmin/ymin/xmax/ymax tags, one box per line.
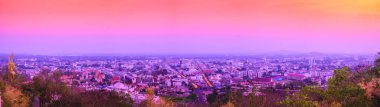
<box><xmin>0</xmin><ymin>51</ymin><xmax>377</xmax><ymax>57</ymax></box>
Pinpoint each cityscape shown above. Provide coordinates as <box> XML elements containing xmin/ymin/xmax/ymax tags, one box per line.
<box><xmin>1</xmin><ymin>0</ymin><xmax>380</xmax><ymax>107</ymax></box>
<box><xmin>0</xmin><ymin>53</ymin><xmax>378</xmax><ymax>106</ymax></box>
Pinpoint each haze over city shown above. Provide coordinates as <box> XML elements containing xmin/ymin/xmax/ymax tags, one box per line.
<box><xmin>1</xmin><ymin>0</ymin><xmax>379</xmax><ymax>55</ymax></box>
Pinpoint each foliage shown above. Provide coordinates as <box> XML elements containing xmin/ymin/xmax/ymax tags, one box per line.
<box><xmin>229</xmin><ymin>90</ymin><xmax>243</xmax><ymax>107</ymax></box>
<box><xmin>221</xmin><ymin>101</ymin><xmax>235</xmax><ymax>107</ymax></box>
<box><xmin>186</xmin><ymin>92</ymin><xmax>197</xmax><ymax>101</ymax></box>
<box><xmin>248</xmin><ymin>86</ymin><xmax>256</xmax><ymax>106</ymax></box>
<box><xmin>1</xmin><ymin>84</ymin><xmax>30</xmax><ymax>107</ymax></box>
<box><xmin>159</xmin><ymin>97</ymin><xmax>175</xmax><ymax>107</ymax></box>
<box><xmin>325</xmin><ymin>67</ymin><xmax>368</xmax><ymax>105</ymax></box>
<box><xmin>147</xmin><ymin>87</ymin><xmax>156</xmax><ymax>107</ymax></box>
<box><xmin>206</xmin><ymin>89</ymin><xmax>229</xmax><ymax>107</ymax></box>
<box><xmin>357</xmin><ymin>52</ymin><xmax>380</xmax><ymax>105</ymax></box>
<box><xmin>80</xmin><ymin>90</ymin><xmax>133</xmax><ymax>107</ymax></box>
<box><xmin>0</xmin><ymin>66</ymin><xmax>30</xmax><ymax>107</ymax></box>
<box><xmin>207</xmin><ymin>89</ymin><xmax>218</xmax><ymax>104</ymax></box>
<box><xmin>20</xmin><ymin>70</ymin><xmax>133</xmax><ymax>107</ymax></box>
<box><xmin>279</xmin><ymin>66</ymin><xmax>376</xmax><ymax>106</ymax></box>
<box><xmin>279</xmin><ymin>88</ymin><xmax>319</xmax><ymax>107</ymax></box>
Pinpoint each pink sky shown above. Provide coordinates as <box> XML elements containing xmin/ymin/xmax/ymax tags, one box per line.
<box><xmin>1</xmin><ymin>0</ymin><xmax>379</xmax><ymax>55</ymax></box>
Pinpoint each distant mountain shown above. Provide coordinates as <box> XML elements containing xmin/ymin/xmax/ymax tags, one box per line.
<box><xmin>252</xmin><ymin>50</ymin><xmax>337</xmax><ymax>57</ymax></box>
<box><xmin>307</xmin><ymin>51</ymin><xmax>324</xmax><ymax>55</ymax></box>
<box><xmin>269</xmin><ymin>50</ymin><xmax>302</xmax><ymax>55</ymax></box>
<box><xmin>255</xmin><ymin>50</ymin><xmax>302</xmax><ymax>56</ymax></box>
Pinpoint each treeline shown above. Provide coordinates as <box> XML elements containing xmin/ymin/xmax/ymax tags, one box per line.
<box><xmin>277</xmin><ymin>53</ymin><xmax>380</xmax><ymax>107</ymax></box>
<box><xmin>0</xmin><ymin>69</ymin><xmax>134</xmax><ymax>107</ymax></box>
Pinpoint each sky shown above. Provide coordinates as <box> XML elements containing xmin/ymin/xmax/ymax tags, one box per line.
<box><xmin>0</xmin><ymin>0</ymin><xmax>379</xmax><ymax>55</ymax></box>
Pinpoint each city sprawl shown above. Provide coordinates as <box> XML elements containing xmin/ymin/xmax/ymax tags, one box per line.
<box><xmin>0</xmin><ymin>53</ymin><xmax>375</xmax><ymax>103</ymax></box>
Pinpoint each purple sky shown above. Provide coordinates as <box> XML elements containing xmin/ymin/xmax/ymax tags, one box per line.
<box><xmin>1</xmin><ymin>0</ymin><xmax>379</xmax><ymax>55</ymax></box>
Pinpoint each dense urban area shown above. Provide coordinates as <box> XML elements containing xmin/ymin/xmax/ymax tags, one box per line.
<box><xmin>0</xmin><ymin>53</ymin><xmax>379</xmax><ymax>107</ymax></box>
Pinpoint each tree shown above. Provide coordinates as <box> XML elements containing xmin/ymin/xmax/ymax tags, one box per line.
<box><xmin>80</xmin><ymin>90</ymin><xmax>133</xmax><ymax>107</ymax></box>
<box><xmin>248</xmin><ymin>86</ymin><xmax>256</xmax><ymax>106</ymax></box>
<box><xmin>159</xmin><ymin>97</ymin><xmax>174</xmax><ymax>107</ymax></box>
<box><xmin>375</xmin><ymin>52</ymin><xmax>380</xmax><ymax>68</ymax></box>
<box><xmin>326</xmin><ymin>67</ymin><xmax>370</xmax><ymax>106</ymax></box>
<box><xmin>143</xmin><ymin>87</ymin><xmax>156</xmax><ymax>107</ymax></box>
<box><xmin>0</xmin><ymin>83</ymin><xmax>30</xmax><ymax>107</ymax></box>
<box><xmin>206</xmin><ymin>89</ymin><xmax>229</xmax><ymax>106</ymax></box>
<box><xmin>186</xmin><ymin>92</ymin><xmax>197</xmax><ymax>101</ymax></box>
<box><xmin>357</xmin><ymin>52</ymin><xmax>380</xmax><ymax>105</ymax></box>
<box><xmin>0</xmin><ymin>65</ymin><xmax>30</xmax><ymax>107</ymax></box>
<box><xmin>207</xmin><ymin>89</ymin><xmax>218</xmax><ymax>104</ymax></box>
<box><xmin>280</xmin><ymin>67</ymin><xmax>373</xmax><ymax>107</ymax></box>
<box><xmin>279</xmin><ymin>88</ymin><xmax>319</xmax><ymax>107</ymax></box>
<box><xmin>21</xmin><ymin>70</ymin><xmax>133</xmax><ymax>107</ymax></box>
<box><xmin>229</xmin><ymin>90</ymin><xmax>243</xmax><ymax>107</ymax></box>
<box><xmin>303</xmin><ymin>78</ymin><xmax>318</xmax><ymax>86</ymax></box>
<box><xmin>23</xmin><ymin>70</ymin><xmax>71</xmax><ymax>106</ymax></box>
<box><xmin>222</xmin><ymin>101</ymin><xmax>235</xmax><ymax>107</ymax></box>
